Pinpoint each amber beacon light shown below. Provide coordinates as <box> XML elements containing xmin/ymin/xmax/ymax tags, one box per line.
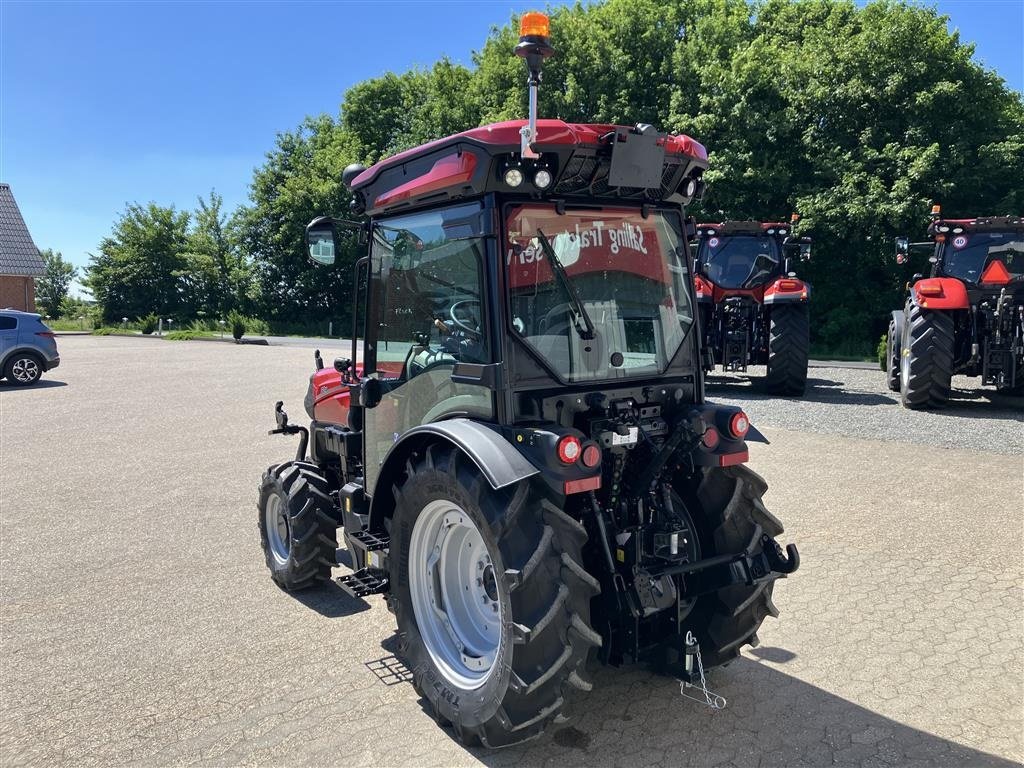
<box><xmin>514</xmin><ymin>12</ymin><xmax>555</xmax><ymax>159</ymax></box>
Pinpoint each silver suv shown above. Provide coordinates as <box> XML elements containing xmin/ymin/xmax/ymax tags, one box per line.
<box><xmin>0</xmin><ymin>310</ymin><xmax>60</xmax><ymax>386</ymax></box>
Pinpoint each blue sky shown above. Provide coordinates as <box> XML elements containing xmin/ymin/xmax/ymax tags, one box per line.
<box><xmin>1</xmin><ymin>0</ymin><xmax>1022</xmax><ymax>287</ymax></box>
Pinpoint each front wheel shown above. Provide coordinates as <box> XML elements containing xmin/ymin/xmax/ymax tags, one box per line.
<box><xmin>885</xmin><ymin>316</ymin><xmax>901</xmax><ymax>392</ymax></box>
<box><xmin>388</xmin><ymin>445</ymin><xmax>600</xmax><ymax>748</ymax></box>
<box><xmin>765</xmin><ymin>304</ymin><xmax>809</xmax><ymax>396</ymax></box>
<box><xmin>258</xmin><ymin>461</ymin><xmax>340</xmax><ymax>590</ymax></box>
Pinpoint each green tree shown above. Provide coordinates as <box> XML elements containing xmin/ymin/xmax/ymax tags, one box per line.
<box><xmin>86</xmin><ymin>203</ymin><xmax>189</xmax><ymax>323</ymax></box>
<box><xmin>35</xmin><ymin>249</ymin><xmax>78</xmax><ymax>318</ymax></box>
<box><xmin>178</xmin><ymin>190</ymin><xmax>252</xmax><ymax>319</ymax></box>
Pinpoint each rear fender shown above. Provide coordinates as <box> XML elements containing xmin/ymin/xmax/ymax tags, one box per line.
<box><xmin>911</xmin><ymin>277</ymin><xmax>968</xmax><ymax>310</ymax></box>
<box><xmin>367</xmin><ymin>419</ymin><xmax>539</xmax><ymax>531</ymax></box>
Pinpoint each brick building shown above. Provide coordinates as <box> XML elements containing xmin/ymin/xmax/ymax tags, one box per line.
<box><xmin>0</xmin><ymin>183</ymin><xmax>45</xmax><ymax>312</ymax></box>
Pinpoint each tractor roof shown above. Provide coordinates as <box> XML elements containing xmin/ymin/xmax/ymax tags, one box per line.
<box><xmin>695</xmin><ymin>220</ymin><xmax>794</xmax><ymax>236</ymax></box>
<box><xmin>345</xmin><ymin>119</ymin><xmax>708</xmax><ymax>218</ymax></box>
<box><xmin>928</xmin><ymin>214</ymin><xmax>1023</xmax><ymax>237</ymax></box>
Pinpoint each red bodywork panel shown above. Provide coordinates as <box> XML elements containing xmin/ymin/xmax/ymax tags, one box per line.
<box><xmin>352</xmin><ymin>120</ymin><xmax>708</xmax><ymax>190</ymax></box>
<box><xmin>912</xmin><ymin>277</ymin><xmax>969</xmax><ymax>310</ymax></box>
<box><xmin>310</xmin><ymin>368</ymin><xmax>351</xmax><ymax>425</ymax></box>
<box><xmin>374</xmin><ymin>152</ymin><xmax>477</xmax><ymax>208</ymax></box>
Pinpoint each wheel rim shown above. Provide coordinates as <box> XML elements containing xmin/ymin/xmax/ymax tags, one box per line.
<box><xmin>11</xmin><ymin>358</ymin><xmax>39</xmax><ymax>383</ymax></box>
<box><xmin>408</xmin><ymin>500</ymin><xmax>502</xmax><ymax>690</ymax></box>
<box><xmin>265</xmin><ymin>494</ymin><xmax>290</xmax><ymax>563</ymax></box>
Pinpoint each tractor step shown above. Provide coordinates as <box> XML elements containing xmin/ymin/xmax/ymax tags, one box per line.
<box><xmin>350</xmin><ymin>529</ymin><xmax>390</xmax><ymax>552</ymax></box>
<box><xmin>338</xmin><ymin>567</ymin><xmax>389</xmax><ymax>598</ymax></box>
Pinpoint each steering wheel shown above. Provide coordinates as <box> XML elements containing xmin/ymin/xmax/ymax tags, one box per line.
<box><xmin>449</xmin><ymin>299</ymin><xmax>483</xmax><ymax>340</ymax></box>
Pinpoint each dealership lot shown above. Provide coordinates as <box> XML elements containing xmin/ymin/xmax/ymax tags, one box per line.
<box><xmin>1</xmin><ymin>336</ymin><xmax>1021</xmax><ymax>766</ymax></box>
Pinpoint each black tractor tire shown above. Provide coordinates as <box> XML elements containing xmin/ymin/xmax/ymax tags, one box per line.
<box><xmin>885</xmin><ymin>316</ymin><xmax>901</xmax><ymax>392</ymax></box>
<box><xmin>258</xmin><ymin>461</ymin><xmax>340</xmax><ymax>590</ymax></box>
<box><xmin>2</xmin><ymin>351</ymin><xmax>44</xmax><ymax>386</ymax></box>
<box><xmin>765</xmin><ymin>304</ymin><xmax>809</xmax><ymax>396</ymax></box>
<box><xmin>682</xmin><ymin>465</ymin><xmax>785</xmax><ymax>669</ymax></box>
<box><xmin>899</xmin><ymin>304</ymin><xmax>954</xmax><ymax>409</ymax></box>
<box><xmin>387</xmin><ymin>445</ymin><xmax>599</xmax><ymax>748</ymax></box>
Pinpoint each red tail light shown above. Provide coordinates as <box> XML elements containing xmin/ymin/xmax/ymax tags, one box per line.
<box><xmin>35</xmin><ymin>331</ymin><xmax>56</xmax><ymax>339</ymax></box>
<box><xmin>916</xmin><ymin>280</ymin><xmax>944</xmax><ymax>297</ymax></box>
<box><xmin>980</xmin><ymin>260</ymin><xmax>1011</xmax><ymax>286</ymax></box>
<box><xmin>581</xmin><ymin>444</ymin><xmax>601</xmax><ymax>468</ymax></box>
<box><xmin>557</xmin><ymin>435</ymin><xmax>582</xmax><ymax>464</ymax></box>
<box><xmin>702</xmin><ymin>427</ymin><xmax>720</xmax><ymax>449</ymax></box>
<box><xmin>729</xmin><ymin>412</ymin><xmax>749</xmax><ymax>439</ymax></box>
<box><xmin>777</xmin><ymin>279</ymin><xmax>802</xmax><ymax>292</ymax></box>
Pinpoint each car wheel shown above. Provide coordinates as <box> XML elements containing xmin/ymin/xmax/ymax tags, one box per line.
<box><xmin>3</xmin><ymin>353</ymin><xmax>43</xmax><ymax>386</ymax></box>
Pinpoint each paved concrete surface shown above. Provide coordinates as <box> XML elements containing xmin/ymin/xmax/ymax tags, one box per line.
<box><xmin>1</xmin><ymin>336</ymin><xmax>1021</xmax><ymax>767</ymax></box>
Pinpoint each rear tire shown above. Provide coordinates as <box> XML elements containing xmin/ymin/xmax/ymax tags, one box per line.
<box><xmin>899</xmin><ymin>304</ymin><xmax>954</xmax><ymax>409</ymax></box>
<box><xmin>885</xmin><ymin>317</ymin><xmax>901</xmax><ymax>392</ymax></box>
<box><xmin>682</xmin><ymin>465</ymin><xmax>785</xmax><ymax>668</ymax></box>
<box><xmin>258</xmin><ymin>461</ymin><xmax>340</xmax><ymax>590</ymax></box>
<box><xmin>388</xmin><ymin>445</ymin><xmax>599</xmax><ymax>748</ymax></box>
<box><xmin>765</xmin><ymin>304</ymin><xmax>809</xmax><ymax>396</ymax></box>
<box><xmin>3</xmin><ymin>352</ymin><xmax>43</xmax><ymax>386</ymax></box>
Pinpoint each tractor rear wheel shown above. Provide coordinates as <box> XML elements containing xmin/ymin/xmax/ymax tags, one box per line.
<box><xmin>388</xmin><ymin>445</ymin><xmax>599</xmax><ymax>748</ymax></box>
<box><xmin>258</xmin><ymin>461</ymin><xmax>340</xmax><ymax>590</ymax></box>
<box><xmin>765</xmin><ymin>304</ymin><xmax>809</xmax><ymax>396</ymax></box>
<box><xmin>678</xmin><ymin>465</ymin><xmax>785</xmax><ymax>668</ymax></box>
<box><xmin>885</xmin><ymin>316</ymin><xmax>901</xmax><ymax>392</ymax></box>
<box><xmin>899</xmin><ymin>304</ymin><xmax>954</xmax><ymax>409</ymax></box>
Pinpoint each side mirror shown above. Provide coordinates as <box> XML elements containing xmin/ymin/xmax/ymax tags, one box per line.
<box><xmin>799</xmin><ymin>238</ymin><xmax>812</xmax><ymax>261</ymax></box>
<box><xmin>895</xmin><ymin>236</ymin><xmax>909</xmax><ymax>265</ymax></box>
<box><xmin>306</xmin><ymin>216</ymin><xmax>337</xmax><ymax>266</ymax></box>
<box><xmin>359</xmin><ymin>377</ymin><xmax>382</xmax><ymax>408</ymax></box>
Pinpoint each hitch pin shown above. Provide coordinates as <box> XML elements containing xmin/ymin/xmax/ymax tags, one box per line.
<box><xmin>679</xmin><ymin>631</ymin><xmax>727</xmax><ymax>710</ymax></box>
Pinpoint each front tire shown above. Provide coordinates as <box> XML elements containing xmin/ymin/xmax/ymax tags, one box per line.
<box><xmin>899</xmin><ymin>304</ymin><xmax>954</xmax><ymax>409</ymax></box>
<box><xmin>388</xmin><ymin>445</ymin><xmax>599</xmax><ymax>748</ymax></box>
<box><xmin>3</xmin><ymin>352</ymin><xmax>43</xmax><ymax>386</ymax></box>
<box><xmin>258</xmin><ymin>461</ymin><xmax>340</xmax><ymax>590</ymax></box>
<box><xmin>885</xmin><ymin>316</ymin><xmax>901</xmax><ymax>392</ymax></box>
<box><xmin>765</xmin><ymin>304</ymin><xmax>809</xmax><ymax>396</ymax></box>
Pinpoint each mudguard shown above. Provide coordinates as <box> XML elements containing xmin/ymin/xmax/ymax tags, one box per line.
<box><xmin>911</xmin><ymin>277</ymin><xmax>969</xmax><ymax>310</ymax></box>
<box><xmin>367</xmin><ymin>418</ymin><xmax>539</xmax><ymax>529</ymax></box>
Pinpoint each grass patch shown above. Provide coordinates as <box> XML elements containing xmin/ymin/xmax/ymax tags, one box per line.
<box><xmin>91</xmin><ymin>327</ymin><xmax>135</xmax><ymax>336</ymax></box>
<box><xmin>165</xmin><ymin>330</ymin><xmax>216</xmax><ymax>341</ymax></box>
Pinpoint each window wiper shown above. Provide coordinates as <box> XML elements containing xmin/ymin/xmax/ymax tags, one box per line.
<box><xmin>536</xmin><ymin>228</ymin><xmax>596</xmax><ymax>340</ymax></box>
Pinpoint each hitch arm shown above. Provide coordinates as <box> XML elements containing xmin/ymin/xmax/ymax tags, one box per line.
<box><xmin>268</xmin><ymin>401</ymin><xmax>309</xmax><ymax>462</ymax></box>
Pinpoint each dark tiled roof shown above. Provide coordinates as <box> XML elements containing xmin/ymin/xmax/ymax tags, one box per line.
<box><xmin>0</xmin><ymin>183</ymin><xmax>44</xmax><ymax>276</ymax></box>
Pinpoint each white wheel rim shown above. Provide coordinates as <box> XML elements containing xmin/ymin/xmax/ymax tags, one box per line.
<box><xmin>408</xmin><ymin>500</ymin><xmax>502</xmax><ymax>690</ymax></box>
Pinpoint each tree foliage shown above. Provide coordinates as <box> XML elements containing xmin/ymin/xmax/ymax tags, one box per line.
<box><xmin>100</xmin><ymin>0</ymin><xmax>1023</xmax><ymax>350</ymax></box>
<box><xmin>35</xmin><ymin>249</ymin><xmax>78</xmax><ymax>318</ymax></box>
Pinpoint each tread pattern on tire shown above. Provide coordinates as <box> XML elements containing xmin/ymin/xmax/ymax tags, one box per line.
<box><xmin>694</xmin><ymin>465</ymin><xmax>784</xmax><ymax>668</ymax></box>
<box><xmin>258</xmin><ymin>461</ymin><xmax>340</xmax><ymax>590</ymax></box>
<box><xmin>900</xmin><ymin>304</ymin><xmax>954</xmax><ymax>409</ymax></box>
<box><xmin>765</xmin><ymin>304</ymin><xmax>809</xmax><ymax>395</ymax></box>
<box><xmin>390</xmin><ymin>445</ymin><xmax>599</xmax><ymax>748</ymax></box>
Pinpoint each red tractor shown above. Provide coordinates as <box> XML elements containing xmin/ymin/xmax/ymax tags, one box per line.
<box><xmin>692</xmin><ymin>220</ymin><xmax>812</xmax><ymax>395</ymax></box>
<box><xmin>257</xmin><ymin>13</ymin><xmax>799</xmax><ymax>747</ymax></box>
<box><xmin>886</xmin><ymin>207</ymin><xmax>1023</xmax><ymax>408</ymax></box>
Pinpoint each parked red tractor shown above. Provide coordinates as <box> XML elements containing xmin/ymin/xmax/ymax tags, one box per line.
<box><xmin>692</xmin><ymin>219</ymin><xmax>812</xmax><ymax>394</ymax></box>
<box><xmin>885</xmin><ymin>206</ymin><xmax>1023</xmax><ymax>408</ymax></box>
<box><xmin>257</xmin><ymin>13</ymin><xmax>799</xmax><ymax>747</ymax></box>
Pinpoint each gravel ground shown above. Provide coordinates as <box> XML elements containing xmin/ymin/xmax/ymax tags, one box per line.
<box><xmin>1</xmin><ymin>337</ymin><xmax>1021</xmax><ymax>767</ymax></box>
<box><xmin>706</xmin><ymin>366</ymin><xmax>1023</xmax><ymax>456</ymax></box>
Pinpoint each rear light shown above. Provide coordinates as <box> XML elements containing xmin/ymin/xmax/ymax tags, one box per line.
<box><xmin>917</xmin><ymin>282</ymin><xmax>944</xmax><ymax>297</ymax></box>
<box><xmin>35</xmin><ymin>331</ymin><xmax>56</xmax><ymax>339</ymax></box>
<box><xmin>581</xmin><ymin>444</ymin><xmax>601</xmax><ymax>468</ymax></box>
<box><xmin>557</xmin><ymin>435</ymin><xmax>582</xmax><ymax>464</ymax></box>
<box><xmin>777</xmin><ymin>279</ymin><xmax>802</xmax><ymax>292</ymax></box>
<box><xmin>729</xmin><ymin>412</ymin><xmax>749</xmax><ymax>439</ymax></box>
<box><xmin>701</xmin><ymin>427</ymin><xmax>720</xmax><ymax>449</ymax></box>
<box><xmin>719</xmin><ymin>450</ymin><xmax>749</xmax><ymax>467</ymax></box>
<box><xmin>564</xmin><ymin>475</ymin><xmax>601</xmax><ymax>495</ymax></box>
